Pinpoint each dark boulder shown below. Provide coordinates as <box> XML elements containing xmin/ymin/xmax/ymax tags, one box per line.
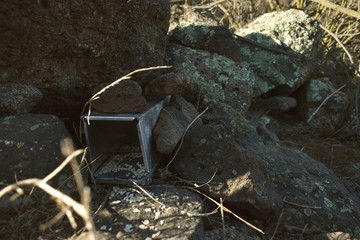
<box><xmin>0</xmin><ymin>0</ymin><xmax>170</xmax><ymax>113</ymax></box>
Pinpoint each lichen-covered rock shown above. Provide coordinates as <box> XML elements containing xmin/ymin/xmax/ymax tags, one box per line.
<box><xmin>174</xmin><ymin>124</ymin><xmax>283</xmax><ymax>219</ymax></box>
<box><xmin>235</xmin><ymin>9</ymin><xmax>323</xmax><ymax>96</ymax></box>
<box><xmin>293</xmin><ymin>77</ymin><xmax>348</xmax><ymax>125</ymax></box>
<box><xmin>154</xmin><ymin>95</ymin><xmax>201</xmax><ymax>154</ymax></box>
<box><xmin>253</xmin><ymin>145</ymin><xmax>360</xmax><ymax>238</ymax></box>
<box><xmin>84</xmin><ymin>185</ymin><xmax>205</xmax><ymax>240</ymax></box>
<box><xmin>166</xmin><ymin>43</ymin><xmax>254</xmax><ymax>114</ymax></box>
<box><xmin>0</xmin><ymin>0</ymin><xmax>170</xmax><ymax>112</ymax></box>
<box><xmin>0</xmin><ymin>114</ymin><xmax>72</xmax><ymax>185</ymax></box>
<box><xmin>0</xmin><ymin>83</ymin><xmax>43</xmax><ymax>116</ymax></box>
<box><xmin>168</xmin><ymin>26</ymin><xmax>243</xmax><ymax>62</ymax></box>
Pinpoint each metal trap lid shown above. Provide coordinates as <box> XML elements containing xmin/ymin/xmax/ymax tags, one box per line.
<box><xmin>82</xmin><ymin>97</ymin><xmax>169</xmax><ymax>185</ymax></box>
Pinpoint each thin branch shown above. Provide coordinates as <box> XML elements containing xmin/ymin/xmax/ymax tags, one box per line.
<box><xmin>220</xmin><ymin>198</ymin><xmax>226</xmax><ymax>240</ymax></box>
<box><xmin>164</xmin><ymin>107</ymin><xmax>209</xmax><ymax>169</ymax></box>
<box><xmin>299</xmin><ymin>224</ymin><xmax>308</xmax><ymax>240</ymax></box>
<box><xmin>307</xmin><ymin>84</ymin><xmax>346</xmax><ymax>123</ymax></box>
<box><xmin>283</xmin><ymin>199</ymin><xmax>322</xmax><ymax>209</ymax></box>
<box><xmin>189</xmin><ymin>187</ymin><xmax>264</xmax><ymax>234</ymax></box>
<box><xmin>320</xmin><ymin>24</ymin><xmax>354</xmax><ymax>65</ymax></box>
<box><xmin>190</xmin><ymin>0</ymin><xmax>226</xmax><ymax>9</ymax></box>
<box><xmin>270</xmin><ymin>208</ymin><xmax>284</xmax><ymax>240</ymax></box>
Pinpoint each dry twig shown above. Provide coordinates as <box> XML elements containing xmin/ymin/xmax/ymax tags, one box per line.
<box><xmin>0</xmin><ymin>148</ymin><xmax>96</xmax><ymax>240</ymax></box>
<box><xmin>307</xmin><ymin>84</ymin><xmax>347</xmax><ymax>123</ymax></box>
<box><xmin>163</xmin><ymin>107</ymin><xmax>209</xmax><ymax>170</ymax></box>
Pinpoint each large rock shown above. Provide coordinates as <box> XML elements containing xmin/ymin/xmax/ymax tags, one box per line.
<box><xmin>0</xmin><ymin>83</ymin><xmax>43</xmax><ymax>116</ymax></box>
<box><xmin>234</xmin><ymin>9</ymin><xmax>323</xmax><ymax>96</ymax></box>
<box><xmin>254</xmin><ymin>145</ymin><xmax>360</xmax><ymax>238</ymax></box>
<box><xmin>174</xmin><ymin>117</ymin><xmax>360</xmax><ymax>238</ymax></box>
<box><xmin>0</xmin><ymin>0</ymin><xmax>170</xmax><ymax>112</ymax></box>
<box><xmin>0</xmin><ymin>114</ymin><xmax>72</xmax><ymax>185</ymax></box>
<box><xmin>166</xmin><ymin>43</ymin><xmax>254</xmax><ymax>114</ymax></box>
<box><xmin>84</xmin><ymin>185</ymin><xmax>205</xmax><ymax>240</ymax></box>
<box><xmin>173</xmin><ymin>124</ymin><xmax>283</xmax><ymax>219</ymax></box>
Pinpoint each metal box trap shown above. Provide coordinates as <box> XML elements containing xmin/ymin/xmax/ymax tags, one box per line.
<box><xmin>82</xmin><ymin>98</ymin><xmax>169</xmax><ymax>185</ymax></box>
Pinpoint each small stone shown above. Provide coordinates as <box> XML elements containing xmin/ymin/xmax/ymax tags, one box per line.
<box><xmin>124</xmin><ymin>224</ymin><xmax>134</xmax><ymax>233</ymax></box>
<box><xmin>91</xmin><ymin>80</ymin><xmax>147</xmax><ymax>113</ymax></box>
<box><xmin>153</xmin><ymin>95</ymin><xmax>202</xmax><ymax>154</ymax></box>
<box><xmin>139</xmin><ymin>224</ymin><xmax>148</xmax><ymax>230</ymax></box>
<box><xmin>145</xmin><ymin>71</ymin><xmax>191</xmax><ymax>100</ymax></box>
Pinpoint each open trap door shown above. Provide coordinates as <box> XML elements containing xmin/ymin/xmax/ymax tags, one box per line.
<box><xmin>82</xmin><ymin>98</ymin><xmax>169</xmax><ymax>185</ymax></box>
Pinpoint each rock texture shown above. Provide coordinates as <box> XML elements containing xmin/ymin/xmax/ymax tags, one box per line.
<box><xmin>254</xmin><ymin>144</ymin><xmax>360</xmax><ymax>237</ymax></box>
<box><xmin>174</xmin><ymin>124</ymin><xmax>283</xmax><ymax>219</ymax></box>
<box><xmin>154</xmin><ymin>95</ymin><xmax>201</xmax><ymax>154</ymax></box>
<box><xmin>168</xmin><ymin>26</ymin><xmax>243</xmax><ymax>62</ymax></box>
<box><xmin>174</xmin><ymin>121</ymin><xmax>360</xmax><ymax>236</ymax></box>
<box><xmin>293</xmin><ymin>77</ymin><xmax>348</xmax><ymax>125</ymax></box>
<box><xmin>82</xmin><ymin>185</ymin><xmax>205</xmax><ymax>240</ymax></box>
<box><xmin>145</xmin><ymin>71</ymin><xmax>191</xmax><ymax>100</ymax></box>
<box><xmin>0</xmin><ymin>0</ymin><xmax>170</xmax><ymax>111</ymax></box>
<box><xmin>235</xmin><ymin>9</ymin><xmax>323</xmax><ymax>96</ymax></box>
<box><xmin>0</xmin><ymin>114</ymin><xmax>72</xmax><ymax>185</ymax></box>
<box><xmin>251</xmin><ymin>96</ymin><xmax>297</xmax><ymax>113</ymax></box>
<box><xmin>166</xmin><ymin>43</ymin><xmax>254</xmax><ymax>114</ymax></box>
<box><xmin>91</xmin><ymin>80</ymin><xmax>147</xmax><ymax>113</ymax></box>
<box><xmin>0</xmin><ymin>83</ymin><xmax>43</xmax><ymax>116</ymax></box>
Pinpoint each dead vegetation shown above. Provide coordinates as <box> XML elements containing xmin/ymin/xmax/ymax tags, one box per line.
<box><xmin>1</xmin><ymin>1</ymin><xmax>360</xmax><ymax>239</ymax></box>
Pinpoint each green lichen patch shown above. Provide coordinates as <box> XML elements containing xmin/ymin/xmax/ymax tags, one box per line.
<box><xmin>166</xmin><ymin>44</ymin><xmax>254</xmax><ymax>114</ymax></box>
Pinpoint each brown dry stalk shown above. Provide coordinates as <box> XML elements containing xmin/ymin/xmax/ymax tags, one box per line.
<box><xmin>309</xmin><ymin>0</ymin><xmax>360</xmax><ymax>19</ymax></box>
<box><xmin>320</xmin><ymin>24</ymin><xmax>355</xmax><ymax>65</ymax></box>
<box><xmin>310</xmin><ymin>0</ymin><xmax>360</xmax><ymax>19</ymax></box>
<box><xmin>164</xmin><ymin>107</ymin><xmax>209</xmax><ymax>170</ymax></box>
<box><xmin>189</xmin><ymin>187</ymin><xmax>264</xmax><ymax>234</ymax></box>
<box><xmin>0</xmin><ymin>148</ymin><xmax>96</xmax><ymax>240</ymax></box>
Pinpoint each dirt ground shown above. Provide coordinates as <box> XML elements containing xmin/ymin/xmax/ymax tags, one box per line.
<box><xmin>277</xmin><ymin>118</ymin><xmax>360</xmax><ymax>178</ymax></box>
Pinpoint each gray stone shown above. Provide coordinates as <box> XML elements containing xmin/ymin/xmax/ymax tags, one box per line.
<box><xmin>166</xmin><ymin>43</ymin><xmax>254</xmax><ymax>114</ymax></box>
<box><xmin>0</xmin><ymin>83</ymin><xmax>42</xmax><ymax>116</ymax></box>
<box><xmin>293</xmin><ymin>77</ymin><xmax>348</xmax><ymax>125</ymax></box>
<box><xmin>154</xmin><ymin>95</ymin><xmax>201</xmax><ymax>154</ymax></box>
<box><xmin>0</xmin><ymin>114</ymin><xmax>73</xmax><ymax>186</ymax></box>
<box><xmin>0</xmin><ymin>0</ymin><xmax>170</xmax><ymax>112</ymax></box>
<box><xmin>174</xmin><ymin>124</ymin><xmax>283</xmax><ymax>219</ymax></box>
<box><xmin>173</xmin><ymin>116</ymin><xmax>360</xmax><ymax>237</ymax></box>
<box><xmin>86</xmin><ymin>185</ymin><xmax>205</xmax><ymax>240</ymax></box>
<box><xmin>252</xmin><ymin>144</ymin><xmax>360</xmax><ymax>238</ymax></box>
<box><xmin>235</xmin><ymin>9</ymin><xmax>323</xmax><ymax>96</ymax></box>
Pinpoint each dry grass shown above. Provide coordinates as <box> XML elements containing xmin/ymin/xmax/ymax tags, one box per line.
<box><xmin>0</xmin><ymin>139</ymin><xmax>95</xmax><ymax>240</ymax></box>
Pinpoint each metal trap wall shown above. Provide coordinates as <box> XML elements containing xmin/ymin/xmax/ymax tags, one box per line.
<box><xmin>82</xmin><ymin>98</ymin><xmax>169</xmax><ymax>185</ymax></box>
